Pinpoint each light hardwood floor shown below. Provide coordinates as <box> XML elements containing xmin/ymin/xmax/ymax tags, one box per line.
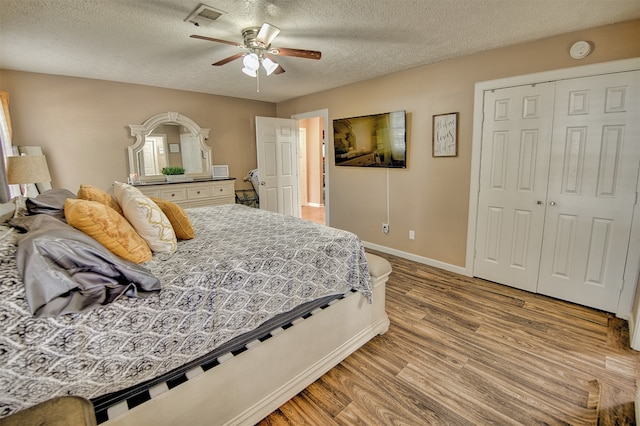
<box><xmin>301</xmin><ymin>206</ymin><xmax>325</xmax><ymax>225</ymax></box>
<box><xmin>259</xmin><ymin>251</ymin><xmax>639</xmax><ymax>425</ymax></box>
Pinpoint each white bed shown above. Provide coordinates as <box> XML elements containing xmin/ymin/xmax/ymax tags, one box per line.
<box><xmin>104</xmin><ymin>252</ymin><xmax>390</xmax><ymax>425</ymax></box>
<box><xmin>0</xmin><ymin>200</ymin><xmax>390</xmax><ymax>425</ymax></box>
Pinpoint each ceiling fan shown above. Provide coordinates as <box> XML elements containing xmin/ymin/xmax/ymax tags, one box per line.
<box><xmin>191</xmin><ymin>22</ymin><xmax>322</xmax><ymax>77</ymax></box>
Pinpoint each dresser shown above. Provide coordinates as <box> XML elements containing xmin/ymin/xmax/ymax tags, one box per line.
<box><xmin>135</xmin><ymin>178</ymin><xmax>236</xmax><ymax>208</ymax></box>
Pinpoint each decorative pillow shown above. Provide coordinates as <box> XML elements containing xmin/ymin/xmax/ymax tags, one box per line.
<box><xmin>77</xmin><ymin>184</ymin><xmax>123</xmax><ymax>215</ymax></box>
<box><xmin>113</xmin><ymin>182</ymin><xmax>177</xmax><ymax>253</ymax></box>
<box><xmin>149</xmin><ymin>196</ymin><xmax>195</xmax><ymax>240</ymax></box>
<box><xmin>64</xmin><ymin>198</ymin><xmax>152</xmax><ymax>264</ymax></box>
<box><xmin>11</xmin><ymin>214</ymin><xmax>160</xmax><ymax>316</ymax></box>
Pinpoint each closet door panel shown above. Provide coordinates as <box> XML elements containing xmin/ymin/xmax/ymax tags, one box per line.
<box><xmin>474</xmin><ymin>83</ymin><xmax>555</xmax><ymax>292</ymax></box>
<box><xmin>537</xmin><ymin>71</ymin><xmax>640</xmax><ymax>312</ymax></box>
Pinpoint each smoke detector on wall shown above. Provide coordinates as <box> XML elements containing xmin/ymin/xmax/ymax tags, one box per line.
<box><xmin>185</xmin><ymin>3</ymin><xmax>226</xmax><ymax>27</ymax></box>
<box><xmin>569</xmin><ymin>40</ymin><xmax>592</xmax><ymax>59</ymax></box>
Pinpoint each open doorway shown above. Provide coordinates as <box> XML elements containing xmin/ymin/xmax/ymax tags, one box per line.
<box><xmin>294</xmin><ymin>110</ymin><xmax>328</xmax><ymax>225</ymax></box>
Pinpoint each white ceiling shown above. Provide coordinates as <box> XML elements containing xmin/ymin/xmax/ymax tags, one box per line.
<box><xmin>1</xmin><ymin>0</ymin><xmax>639</xmax><ymax>103</ymax></box>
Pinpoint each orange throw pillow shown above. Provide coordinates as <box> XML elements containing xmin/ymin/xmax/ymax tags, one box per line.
<box><xmin>150</xmin><ymin>197</ymin><xmax>195</xmax><ymax>240</ymax></box>
<box><xmin>65</xmin><ymin>198</ymin><xmax>152</xmax><ymax>264</ymax></box>
<box><xmin>77</xmin><ymin>184</ymin><xmax>123</xmax><ymax>216</ymax></box>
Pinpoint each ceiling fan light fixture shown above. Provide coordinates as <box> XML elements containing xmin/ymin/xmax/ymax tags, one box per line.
<box><xmin>261</xmin><ymin>57</ymin><xmax>278</xmax><ymax>75</ymax></box>
<box><xmin>242</xmin><ymin>67</ymin><xmax>257</xmax><ymax>77</ymax></box>
<box><xmin>191</xmin><ymin>22</ymin><xmax>321</xmax><ymax>79</ymax></box>
<box><xmin>242</xmin><ymin>53</ymin><xmax>259</xmax><ymax>70</ymax></box>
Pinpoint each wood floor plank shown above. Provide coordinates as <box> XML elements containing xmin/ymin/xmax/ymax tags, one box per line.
<box><xmin>398</xmin><ymin>362</ymin><xmax>523</xmax><ymax>426</ymax></box>
<box><xmin>258</xmin><ymin>251</ymin><xmax>639</xmax><ymax>425</ymax></box>
<box><xmin>276</xmin><ymin>392</ymin><xmax>339</xmax><ymax>426</ymax></box>
<box><xmin>298</xmin><ymin>380</ymin><xmax>349</xmax><ymax>418</ymax></box>
<box><xmin>463</xmin><ymin>359</ymin><xmax>598</xmax><ymax>426</ymax></box>
<box><xmin>391</xmin><ymin>305</ymin><xmax>596</xmax><ymax>415</ymax></box>
<box><xmin>258</xmin><ymin>409</ymin><xmax>291</xmax><ymax>426</ymax></box>
<box><xmin>320</xmin><ymin>364</ymin><xmax>432</xmax><ymax>425</ymax></box>
<box><xmin>475</xmin><ymin>322</ymin><xmax>637</xmax><ymax>391</ymax></box>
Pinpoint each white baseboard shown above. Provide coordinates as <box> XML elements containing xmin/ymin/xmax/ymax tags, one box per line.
<box><xmin>363</xmin><ymin>241</ymin><xmax>468</xmax><ymax>276</ymax></box>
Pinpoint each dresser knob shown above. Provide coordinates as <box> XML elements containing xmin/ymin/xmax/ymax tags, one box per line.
<box><xmin>197</xmin><ymin>191</ymin><xmax>201</xmax><ymax>194</ymax></box>
<box><xmin>171</xmin><ymin>193</ymin><xmax>175</xmax><ymax>197</ymax></box>
<box><xmin>219</xmin><ymin>188</ymin><xmax>223</xmax><ymax>192</ymax></box>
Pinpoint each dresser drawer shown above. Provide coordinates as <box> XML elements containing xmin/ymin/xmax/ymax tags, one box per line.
<box><xmin>211</xmin><ymin>182</ymin><xmax>234</xmax><ymax>198</ymax></box>
<box><xmin>137</xmin><ymin>187</ymin><xmax>159</xmax><ymax>198</ymax></box>
<box><xmin>158</xmin><ymin>188</ymin><xmax>187</xmax><ymax>202</ymax></box>
<box><xmin>187</xmin><ymin>186</ymin><xmax>211</xmax><ymax>200</ymax></box>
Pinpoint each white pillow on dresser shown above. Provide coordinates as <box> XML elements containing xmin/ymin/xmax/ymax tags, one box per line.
<box><xmin>113</xmin><ymin>181</ymin><xmax>177</xmax><ymax>253</ymax></box>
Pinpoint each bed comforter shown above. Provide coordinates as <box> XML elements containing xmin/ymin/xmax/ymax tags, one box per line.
<box><xmin>0</xmin><ymin>204</ymin><xmax>372</xmax><ymax>418</ymax></box>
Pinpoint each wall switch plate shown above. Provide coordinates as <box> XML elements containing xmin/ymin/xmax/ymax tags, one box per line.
<box><xmin>409</xmin><ymin>230</ymin><xmax>415</xmax><ymax>240</ymax></box>
<box><xmin>382</xmin><ymin>223</ymin><xmax>389</xmax><ymax>234</ymax></box>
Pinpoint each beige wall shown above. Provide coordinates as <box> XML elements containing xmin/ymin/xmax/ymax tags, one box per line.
<box><xmin>0</xmin><ymin>70</ymin><xmax>275</xmax><ymax>192</ymax></box>
<box><xmin>299</xmin><ymin>117</ymin><xmax>323</xmax><ymax>206</ymax></box>
<box><xmin>276</xmin><ymin>19</ymin><xmax>640</xmax><ymax>267</ymax></box>
<box><xmin>1</xmin><ymin>20</ymin><xmax>638</xmax><ymax>268</ymax></box>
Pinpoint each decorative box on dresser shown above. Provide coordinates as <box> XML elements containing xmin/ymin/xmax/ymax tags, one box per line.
<box><xmin>135</xmin><ymin>178</ymin><xmax>236</xmax><ymax>208</ymax></box>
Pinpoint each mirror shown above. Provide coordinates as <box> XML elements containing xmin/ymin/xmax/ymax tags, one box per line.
<box><xmin>128</xmin><ymin>112</ymin><xmax>211</xmax><ymax>182</ymax></box>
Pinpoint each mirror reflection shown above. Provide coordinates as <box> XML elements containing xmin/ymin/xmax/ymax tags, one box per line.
<box><xmin>128</xmin><ymin>112</ymin><xmax>212</xmax><ymax>182</ymax></box>
<box><xmin>140</xmin><ymin>124</ymin><xmax>205</xmax><ymax>176</ymax></box>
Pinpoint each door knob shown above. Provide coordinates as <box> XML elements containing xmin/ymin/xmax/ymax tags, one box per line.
<box><xmin>536</xmin><ymin>201</ymin><xmax>543</xmax><ymax>205</ymax></box>
<box><xmin>260</xmin><ymin>181</ymin><xmax>266</xmax><ymax>186</ymax></box>
<box><xmin>549</xmin><ymin>201</ymin><xmax>556</xmax><ymax>206</ymax></box>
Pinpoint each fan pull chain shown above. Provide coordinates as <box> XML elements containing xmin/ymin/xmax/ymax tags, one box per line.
<box><xmin>256</xmin><ymin>70</ymin><xmax>260</xmax><ymax>93</ymax></box>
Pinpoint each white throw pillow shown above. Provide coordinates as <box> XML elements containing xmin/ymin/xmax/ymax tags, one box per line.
<box><xmin>113</xmin><ymin>181</ymin><xmax>177</xmax><ymax>253</ymax></box>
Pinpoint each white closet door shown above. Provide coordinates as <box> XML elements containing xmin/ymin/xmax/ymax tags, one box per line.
<box><xmin>474</xmin><ymin>83</ymin><xmax>555</xmax><ymax>292</ymax></box>
<box><xmin>537</xmin><ymin>71</ymin><xmax>640</xmax><ymax>312</ymax></box>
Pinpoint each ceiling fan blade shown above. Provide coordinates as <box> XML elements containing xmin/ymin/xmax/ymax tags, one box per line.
<box><xmin>271</xmin><ymin>47</ymin><xmax>321</xmax><ymax>60</ymax></box>
<box><xmin>212</xmin><ymin>52</ymin><xmax>245</xmax><ymax>66</ymax></box>
<box><xmin>256</xmin><ymin>22</ymin><xmax>280</xmax><ymax>46</ymax></box>
<box><xmin>190</xmin><ymin>34</ymin><xmax>243</xmax><ymax>48</ymax></box>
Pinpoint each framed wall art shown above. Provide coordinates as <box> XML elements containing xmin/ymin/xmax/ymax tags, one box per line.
<box><xmin>432</xmin><ymin>112</ymin><xmax>458</xmax><ymax>157</ymax></box>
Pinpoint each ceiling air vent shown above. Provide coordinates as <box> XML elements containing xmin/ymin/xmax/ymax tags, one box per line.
<box><xmin>185</xmin><ymin>3</ymin><xmax>226</xmax><ymax>27</ymax></box>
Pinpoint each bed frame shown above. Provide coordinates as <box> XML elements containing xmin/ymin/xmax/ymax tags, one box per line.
<box><xmin>103</xmin><ymin>253</ymin><xmax>391</xmax><ymax>426</ymax></box>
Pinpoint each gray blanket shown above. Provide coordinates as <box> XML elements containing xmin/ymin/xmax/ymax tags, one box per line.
<box><xmin>10</xmin><ymin>214</ymin><xmax>160</xmax><ymax>316</ymax></box>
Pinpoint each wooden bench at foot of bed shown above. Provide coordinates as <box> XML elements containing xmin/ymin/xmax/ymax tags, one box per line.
<box><xmin>104</xmin><ymin>253</ymin><xmax>392</xmax><ymax>426</ymax></box>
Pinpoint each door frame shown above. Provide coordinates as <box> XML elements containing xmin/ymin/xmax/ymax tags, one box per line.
<box><xmin>292</xmin><ymin>109</ymin><xmax>329</xmax><ymax>225</ymax></box>
<box><xmin>465</xmin><ymin>57</ymin><xmax>640</xmax><ymax>318</ymax></box>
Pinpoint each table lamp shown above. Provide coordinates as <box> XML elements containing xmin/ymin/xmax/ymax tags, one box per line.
<box><xmin>6</xmin><ymin>155</ymin><xmax>52</xmax><ymax>196</ymax></box>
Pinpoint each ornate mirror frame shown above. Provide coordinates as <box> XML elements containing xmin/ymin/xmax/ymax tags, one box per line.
<box><xmin>128</xmin><ymin>111</ymin><xmax>211</xmax><ymax>183</ymax></box>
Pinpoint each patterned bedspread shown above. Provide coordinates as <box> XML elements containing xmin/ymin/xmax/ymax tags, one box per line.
<box><xmin>0</xmin><ymin>204</ymin><xmax>371</xmax><ymax>418</ymax></box>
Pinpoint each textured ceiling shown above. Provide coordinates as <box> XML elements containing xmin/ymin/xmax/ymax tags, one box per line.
<box><xmin>1</xmin><ymin>0</ymin><xmax>639</xmax><ymax>103</ymax></box>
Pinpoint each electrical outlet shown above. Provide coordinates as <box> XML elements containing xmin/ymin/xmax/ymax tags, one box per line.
<box><xmin>409</xmin><ymin>230</ymin><xmax>415</xmax><ymax>240</ymax></box>
<box><xmin>382</xmin><ymin>223</ymin><xmax>389</xmax><ymax>234</ymax></box>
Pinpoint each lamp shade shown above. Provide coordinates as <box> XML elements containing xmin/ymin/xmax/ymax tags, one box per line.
<box><xmin>242</xmin><ymin>53</ymin><xmax>259</xmax><ymax>70</ymax></box>
<box><xmin>6</xmin><ymin>155</ymin><xmax>52</xmax><ymax>185</ymax></box>
<box><xmin>261</xmin><ymin>57</ymin><xmax>279</xmax><ymax>76</ymax></box>
<box><xmin>242</xmin><ymin>67</ymin><xmax>257</xmax><ymax>77</ymax></box>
